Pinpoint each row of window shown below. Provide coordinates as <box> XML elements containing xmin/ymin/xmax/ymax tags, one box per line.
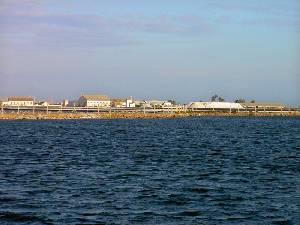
<box><xmin>8</xmin><ymin>101</ymin><xmax>33</xmax><ymax>106</ymax></box>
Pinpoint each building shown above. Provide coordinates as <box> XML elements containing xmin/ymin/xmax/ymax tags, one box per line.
<box><xmin>37</xmin><ymin>101</ymin><xmax>62</xmax><ymax>107</ymax></box>
<box><xmin>38</xmin><ymin>101</ymin><xmax>50</xmax><ymax>106</ymax></box>
<box><xmin>149</xmin><ymin>100</ymin><xmax>167</xmax><ymax>108</ymax></box>
<box><xmin>0</xmin><ymin>98</ymin><xmax>7</xmax><ymax>107</ymax></box>
<box><xmin>134</xmin><ymin>100</ymin><xmax>148</xmax><ymax>108</ymax></box>
<box><xmin>162</xmin><ymin>102</ymin><xmax>172</xmax><ymax>107</ymax></box>
<box><xmin>111</xmin><ymin>97</ymin><xmax>136</xmax><ymax>108</ymax></box>
<box><xmin>126</xmin><ymin>97</ymin><xmax>135</xmax><ymax>108</ymax></box>
<box><xmin>78</xmin><ymin>95</ymin><xmax>111</xmax><ymax>108</ymax></box>
<box><xmin>240</xmin><ymin>102</ymin><xmax>285</xmax><ymax>110</ymax></box>
<box><xmin>111</xmin><ymin>98</ymin><xmax>126</xmax><ymax>107</ymax></box>
<box><xmin>62</xmin><ymin>99</ymin><xmax>69</xmax><ymax>107</ymax></box>
<box><xmin>149</xmin><ymin>100</ymin><xmax>174</xmax><ymax>108</ymax></box>
<box><xmin>5</xmin><ymin>96</ymin><xmax>34</xmax><ymax>106</ymax></box>
<box><xmin>188</xmin><ymin>102</ymin><xmax>244</xmax><ymax>110</ymax></box>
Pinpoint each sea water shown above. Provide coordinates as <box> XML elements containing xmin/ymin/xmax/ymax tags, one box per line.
<box><xmin>0</xmin><ymin>117</ymin><xmax>299</xmax><ymax>224</ymax></box>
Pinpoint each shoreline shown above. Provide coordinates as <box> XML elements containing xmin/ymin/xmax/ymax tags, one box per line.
<box><xmin>0</xmin><ymin>111</ymin><xmax>299</xmax><ymax>120</ymax></box>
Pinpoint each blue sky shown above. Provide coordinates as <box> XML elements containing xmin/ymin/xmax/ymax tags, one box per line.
<box><xmin>0</xmin><ymin>0</ymin><xmax>299</xmax><ymax>104</ymax></box>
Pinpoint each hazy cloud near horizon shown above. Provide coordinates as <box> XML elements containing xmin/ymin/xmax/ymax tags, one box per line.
<box><xmin>0</xmin><ymin>0</ymin><xmax>299</xmax><ymax>104</ymax></box>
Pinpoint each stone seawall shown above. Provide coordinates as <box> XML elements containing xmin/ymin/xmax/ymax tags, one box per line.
<box><xmin>0</xmin><ymin>111</ymin><xmax>299</xmax><ymax>120</ymax></box>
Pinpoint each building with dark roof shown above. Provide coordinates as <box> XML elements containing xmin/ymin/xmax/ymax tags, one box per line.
<box><xmin>6</xmin><ymin>96</ymin><xmax>34</xmax><ymax>106</ymax></box>
<box><xmin>78</xmin><ymin>95</ymin><xmax>111</xmax><ymax>107</ymax></box>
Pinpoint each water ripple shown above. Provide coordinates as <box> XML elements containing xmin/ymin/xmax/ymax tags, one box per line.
<box><xmin>0</xmin><ymin>117</ymin><xmax>299</xmax><ymax>224</ymax></box>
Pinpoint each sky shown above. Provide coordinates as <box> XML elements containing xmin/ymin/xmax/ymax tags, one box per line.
<box><xmin>0</xmin><ymin>0</ymin><xmax>300</xmax><ymax>105</ymax></box>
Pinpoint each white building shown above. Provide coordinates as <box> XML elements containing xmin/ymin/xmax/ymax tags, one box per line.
<box><xmin>62</xmin><ymin>99</ymin><xmax>69</xmax><ymax>107</ymax></box>
<box><xmin>149</xmin><ymin>100</ymin><xmax>164</xmax><ymax>106</ymax></box>
<box><xmin>0</xmin><ymin>98</ymin><xmax>8</xmax><ymax>107</ymax></box>
<box><xmin>38</xmin><ymin>101</ymin><xmax>50</xmax><ymax>106</ymax></box>
<box><xmin>111</xmin><ymin>99</ymin><xmax>126</xmax><ymax>108</ymax></box>
<box><xmin>134</xmin><ymin>100</ymin><xmax>149</xmax><ymax>108</ymax></box>
<box><xmin>78</xmin><ymin>95</ymin><xmax>111</xmax><ymax>108</ymax></box>
<box><xmin>162</xmin><ymin>102</ymin><xmax>172</xmax><ymax>107</ymax></box>
<box><xmin>188</xmin><ymin>102</ymin><xmax>244</xmax><ymax>110</ymax></box>
<box><xmin>126</xmin><ymin>97</ymin><xmax>135</xmax><ymax>108</ymax></box>
<box><xmin>149</xmin><ymin>100</ymin><xmax>174</xmax><ymax>108</ymax></box>
<box><xmin>5</xmin><ymin>96</ymin><xmax>34</xmax><ymax>106</ymax></box>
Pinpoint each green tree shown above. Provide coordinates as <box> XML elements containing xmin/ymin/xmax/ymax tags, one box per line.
<box><xmin>235</xmin><ymin>99</ymin><xmax>246</xmax><ymax>103</ymax></box>
<box><xmin>211</xmin><ymin>94</ymin><xmax>218</xmax><ymax>102</ymax></box>
<box><xmin>218</xmin><ymin>97</ymin><xmax>225</xmax><ymax>102</ymax></box>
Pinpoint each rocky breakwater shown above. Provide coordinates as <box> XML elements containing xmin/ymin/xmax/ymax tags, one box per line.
<box><xmin>0</xmin><ymin>112</ymin><xmax>188</xmax><ymax>120</ymax></box>
<box><xmin>0</xmin><ymin>111</ymin><xmax>299</xmax><ymax>120</ymax></box>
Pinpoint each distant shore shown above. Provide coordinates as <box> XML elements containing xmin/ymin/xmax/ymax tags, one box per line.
<box><xmin>0</xmin><ymin>111</ymin><xmax>299</xmax><ymax>120</ymax></box>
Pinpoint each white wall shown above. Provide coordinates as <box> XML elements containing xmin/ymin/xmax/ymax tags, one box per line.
<box><xmin>6</xmin><ymin>101</ymin><xmax>34</xmax><ymax>106</ymax></box>
<box><xmin>188</xmin><ymin>102</ymin><xmax>244</xmax><ymax>109</ymax></box>
<box><xmin>87</xmin><ymin>100</ymin><xmax>111</xmax><ymax>108</ymax></box>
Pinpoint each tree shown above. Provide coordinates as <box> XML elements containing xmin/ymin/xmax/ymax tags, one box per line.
<box><xmin>250</xmin><ymin>100</ymin><xmax>256</xmax><ymax>103</ymax></box>
<box><xmin>167</xmin><ymin>100</ymin><xmax>176</xmax><ymax>105</ymax></box>
<box><xmin>218</xmin><ymin>97</ymin><xmax>225</xmax><ymax>102</ymax></box>
<box><xmin>211</xmin><ymin>94</ymin><xmax>218</xmax><ymax>102</ymax></box>
<box><xmin>235</xmin><ymin>99</ymin><xmax>246</xmax><ymax>103</ymax></box>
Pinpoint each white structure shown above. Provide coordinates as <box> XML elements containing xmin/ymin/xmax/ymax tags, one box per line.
<box><xmin>111</xmin><ymin>99</ymin><xmax>126</xmax><ymax>107</ymax></box>
<box><xmin>39</xmin><ymin>101</ymin><xmax>50</xmax><ymax>106</ymax></box>
<box><xmin>78</xmin><ymin>95</ymin><xmax>111</xmax><ymax>108</ymax></box>
<box><xmin>0</xmin><ymin>99</ymin><xmax>8</xmax><ymax>106</ymax></box>
<box><xmin>188</xmin><ymin>102</ymin><xmax>244</xmax><ymax>109</ymax></box>
<box><xmin>126</xmin><ymin>97</ymin><xmax>135</xmax><ymax>108</ymax></box>
<box><xmin>149</xmin><ymin>100</ymin><xmax>165</xmax><ymax>107</ymax></box>
<box><xmin>149</xmin><ymin>100</ymin><xmax>174</xmax><ymax>108</ymax></box>
<box><xmin>134</xmin><ymin>100</ymin><xmax>149</xmax><ymax>108</ymax></box>
<box><xmin>241</xmin><ymin>102</ymin><xmax>285</xmax><ymax>109</ymax></box>
<box><xmin>162</xmin><ymin>102</ymin><xmax>172</xmax><ymax>107</ymax></box>
<box><xmin>5</xmin><ymin>96</ymin><xmax>34</xmax><ymax>106</ymax></box>
<box><xmin>62</xmin><ymin>99</ymin><xmax>69</xmax><ymax>107</ymax></box>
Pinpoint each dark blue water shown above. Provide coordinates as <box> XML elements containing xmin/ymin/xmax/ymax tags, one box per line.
<box><xmin>0</xmin><ymin>117</ymin><xmax>299</xmax><ymax>224</ymax></box>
